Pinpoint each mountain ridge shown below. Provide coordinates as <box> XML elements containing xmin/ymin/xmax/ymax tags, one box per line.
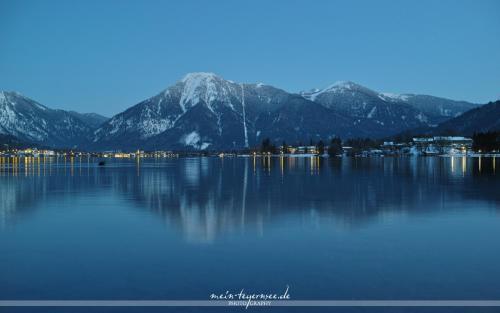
<box><xmin>431</xmin><ymin>100</ymin><xmax>500</xmax><ymax>135</ymax></box>
<box><xmin>301</xmin><ymin>81</ymin><xmax>478</xmax><ymax>126</ymax></box>
<box><xmin>0</xmin><ymin>74</ymin><xmax>486</xmax><ymax>151</ymax></box>
<box><xmin>0</xmin><ymin>91</ymin><xmax>108</xmax><ymax>148</ymax></box>
<box><xmin>90</xmin><ymin>72</ymin><xmax>363</xmax><ymax>150</ymax></box>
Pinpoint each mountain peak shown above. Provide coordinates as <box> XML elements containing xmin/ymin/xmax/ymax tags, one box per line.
<box><xmin>1</xmin><ymin>91</ymin><xmax>27</xmax><ymax>108</ymax></box>
<box><xmin>181</xmin><ymin>72</ymin><xmax>220</xmax><ymax>83</ymax></box>
<box><xmin>325</xmin><ymin>80</ymin><xmax>358</xmax><ymax>90</ymax></box>
<box><xmin>0</xmin><ymin>91</ymin><xmax>23</xmax><ymax>100</ymax></box>
<box><xmin>174</xmin><ymin>72</ymin><xmax>238</xmax><ymax>113</ymax></box>
<box><xmin>302</xmin><ymin>80</ymin><xmax>373</xmax><ymax>101</ymax></box>
<box><xmin>325</xmin><ymin>81</ymin><xmax>378</xmax><ymax>94</ymax></box>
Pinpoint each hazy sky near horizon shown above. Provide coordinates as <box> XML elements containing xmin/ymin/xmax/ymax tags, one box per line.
<box><xmin>1</xmin><ymin>0</ymin><xmax>499</xmax><ymax>116</ymax></box>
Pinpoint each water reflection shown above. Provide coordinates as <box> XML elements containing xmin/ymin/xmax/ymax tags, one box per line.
<box><xmin>0</xmin><ymin>156</ymin><xmax>499</xmax><ymax>241</ymax></box>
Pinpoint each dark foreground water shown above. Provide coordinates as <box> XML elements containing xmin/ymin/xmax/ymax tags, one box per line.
<box><xmin>0</xmin><ymin>156</ymin><xmax>499</xmax><ymax>313</ymax></box>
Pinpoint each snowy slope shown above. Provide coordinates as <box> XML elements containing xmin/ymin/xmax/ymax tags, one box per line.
<box><xmin>379</xmin><ymin>93</ymin><xmax>478</xmax><ymax>123</ymax></box>
<box><xmin>0</xmin><ymin>91</ymin><xmax>105</xmax><ymax>148</ymax></box>
<box><xmin>2</xmin><ymin>74</ymin><xmax>480</xmax><ymax>151</ymax></box>
<box><xmin>301</xmin><ymin>81</ymin><xmax>478</xmax><ymax>130</ymax></box>
<box><xmin>300</xmin><ymin>81</ymin><xmax>432</xmax><ymax>136</ymax></box>
<box><xmin>91</xmin><ymin>73</ymin><xmax>372</xmax><ymax>150</ymax></box>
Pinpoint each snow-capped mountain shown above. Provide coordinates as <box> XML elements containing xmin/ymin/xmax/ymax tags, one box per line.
<box><xmin>302</xmin><ymin>81</ymin><xmax>478</xmax><ymax>129</ymax></box>
<box><xmin>0</xmin><ymin>91</ymin><xmax>107</xmax><ymax>148</ymax></box>
<box><xmin>301</xmin><ymin>81</ymin><xmax>438</xmax><ymax>136</ymax></box>
<box><xmin>1</xmin><ymin>74</ymin><xmax>482</xmax><ymax>151</ymax></box>
<box><xmin>379</xmin><ymin>93</ymin><xmax>478</xmax><ymax>123</ymax></box>
<box><xmin>91</xmin><ymin>73</ymin><xmax>372</xmax><ymax>150</ymax></box>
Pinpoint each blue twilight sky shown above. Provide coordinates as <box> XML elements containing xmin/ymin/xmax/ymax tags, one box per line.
<box><xmin>0</xmin><ymin>0</ymin><xmax>499</xmax><ymax>116</ymax></box>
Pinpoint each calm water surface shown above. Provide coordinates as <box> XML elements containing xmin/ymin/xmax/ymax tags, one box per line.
<box><xmin>0</xmin><ymin>156</ymin><xmax>499</xmax><ymax>312</ymax></box>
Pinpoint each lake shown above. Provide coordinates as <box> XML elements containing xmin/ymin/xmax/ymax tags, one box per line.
<box><xmin>0</xmin><ymin>156</ymin><xmax>499</xmax><ymax>312</ymax></box>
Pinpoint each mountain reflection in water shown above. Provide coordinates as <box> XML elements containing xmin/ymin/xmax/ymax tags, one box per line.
<box><xmin>0</xmin><ymin>156</ymin><xmax>498</xmax><ymax>243</ymax></box>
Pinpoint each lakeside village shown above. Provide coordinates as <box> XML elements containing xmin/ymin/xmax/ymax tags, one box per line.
<box><xmin>1</xmin><ymin>132</ymin><xmax>499</xmax><ymax>159</ymax></box>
